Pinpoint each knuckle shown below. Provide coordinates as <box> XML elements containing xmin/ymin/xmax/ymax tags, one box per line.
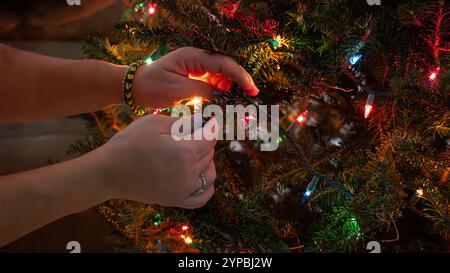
<box><xmin>179</xmin><ymin>46</ymin><xmax>197</xmax><ymax>54</ymax></box>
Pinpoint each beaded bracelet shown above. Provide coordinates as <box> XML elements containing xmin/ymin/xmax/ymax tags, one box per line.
<box><xmin>122</xmin><ymin>60</ymin><xmax>147</xmax><ymax>116</ymax></box>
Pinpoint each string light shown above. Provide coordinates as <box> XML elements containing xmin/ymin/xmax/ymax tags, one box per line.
<box><xmin>301</xmin><ymin>175</ymin><xmax>320</xmax><ymax>204</ymax></box>
<box><xmin>181</xmin><ymin>225</ymin><xmax>190</xmax><ymax>231</ymax></box>
<box><xmin>145</xmin><ymin>56</ymin><xmax>154</xmax><ymax>64</ymax></box>
<box><xmin>148</xmin><ymin>3</ymin><xmax>157</xmax><ymax>15</ymax></box>
<box><xmin>244</xmin><ymin>114</ymin><xmax>257</xmax><ymax>125</ymax></box>
<box><xmin>185</xmin><ymin>97</ymin><xmax>203</xmax><ymax>114</ymax></box>
<box><xmin>270</xmin><ymin>35</ymin><xmax>283</xmax><ymax>49</ymax></box>
<box><xmin>286</xmin><ymin>111</ymin><xmax>308</xmax><ymax>134</ymax></box>
<box><xmin>184</xmin><ymin>236</ymin><xmax>193</xmax><ymax>244</ymax></box>
<box><xmin>410</xmin><ymin>188</ymin><xmax>424</xmax><ymax>206</ymax></box>
<box><xmin>344</xmin><ymin>217</ymin><xmax>362</xmax><ymax>238</ymax></box>
<box><xmin>186</xmin><ymin>97</ymin><xmax>202</xmax><ymax>106</ymax></box>
<box><xmin>364</xmin><ymin>93</ymin><xmax>375</xmax><ymax>119</ymax></box>
<box><xmin>133</xmin><ymin>2</ymin><xmax>145</xmax><ymax>12</ymax></box>
<box><xmin>415</xmin><ymin>188</ymin><xmax>424</xmax><ymax>197</ymax></box>
<box><xmin>349</xmin><ymin>54</ymin><xmax>363</xmax><ymax>65</ymax></box>
<box><xmin>179</xmin><ymin>234</ymin><xmax>193</xmax><ymax>244</ymax></box>
<box><xmin>150</xmin><ymin>211</ymin><xmax>162</xmax><ymax>226</ymax></box>
<box><xmin>429</xmin><ymin>67</ymin><xmax>440</xmax><ymax>81</ymax></box>
<box><xmin>296</xmin><ymin>111</ymin><xmax>308</xmax><ymax>124</ymax></box>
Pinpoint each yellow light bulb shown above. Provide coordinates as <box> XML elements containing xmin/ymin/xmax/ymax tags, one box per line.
<box><xmin>184</xmin><ymin>236</ymin><xmax>193</xmax><ymax>244</ymax></box>
<box><xmin>190</xmin><ymin>97</ymin><xmax>202</xmax><ymax>105</ymax></box>
<box><xmin>416</xmin><ymin>188</ymin><xmax>424</xmax><ymax>197</ymax></box>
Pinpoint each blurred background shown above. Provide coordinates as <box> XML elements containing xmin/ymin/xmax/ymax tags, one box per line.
<box><xmin>0</xmin><ymin>0</ymin><xmax>129</xmax><ymax>252</ymax></box>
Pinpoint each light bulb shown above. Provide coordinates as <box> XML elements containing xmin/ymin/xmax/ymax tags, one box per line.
<box><xmin>364</xmin><ymin>94</ymin><xmax>375</xmax><ymax>119</ymax></box>
<box><xmin>148</xmin><ymin>4</ymin><xmax>157</xmax><ymax>15</ymax></box>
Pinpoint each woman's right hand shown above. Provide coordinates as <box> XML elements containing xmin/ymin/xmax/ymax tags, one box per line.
<box><xmin>97</xmin><ymin>114</ymin><xmax>217</xmax><ymax>208</ymax></box>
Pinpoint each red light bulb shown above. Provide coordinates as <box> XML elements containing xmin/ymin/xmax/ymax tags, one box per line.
<box><xmin>296</xmin><ymin>111</ymin><xmax>308</xmax><ymax>124</ymax></box>
<box><xmin>148</xmin><ymin>4</ymin><xmax>157</xmax><ymax>15</ymax></box>
<box><xmin>429</xmin><ymin>67</ymin><xmax>440</xmax><ymax>81</ymax></box>
<box><xmin>364</xmin><ymin>94</ymin><xmax>375</xmax><ymax>119</ymax></box>
<box><xmin>364</xmin><ymin>105</ymin><xmax>373</xmax><ymax>119</ymax></box>
<box><xmin>181</xmin><ymin>225</ymin><xmax>189</xmax><ymax>231</ymax></box>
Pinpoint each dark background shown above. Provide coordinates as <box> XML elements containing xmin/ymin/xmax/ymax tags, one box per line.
<box><xmin>0</xmin><ymin>0</ymin><xmax>129</xmax><ymax>253</ymax></box>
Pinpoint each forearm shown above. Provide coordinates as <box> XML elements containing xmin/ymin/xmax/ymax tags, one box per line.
<box><xmin>0</xmin><ymin>43</ymin><xmax>127</xmax><ymax>124</ymax></box>
<box><xmin>0</xmin><ymin>148</ymin><xmax>112</xmax><ymax>246</ymax></box>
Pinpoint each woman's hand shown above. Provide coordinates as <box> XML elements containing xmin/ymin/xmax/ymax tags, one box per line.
<box><xmin>132</xmin><ymin>47</ymin><xmax>259</xmax><ymax>108</ymax></box>
<box><xmin>98</xmin><ymin>114</ymin><xmax>218</xmax><ymax>208</ymax></box>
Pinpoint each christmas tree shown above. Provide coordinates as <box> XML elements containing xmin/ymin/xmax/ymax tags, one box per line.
<box><xmin>77</xmin><ymin>0</ymin><xmax>449</xmax><ymax>252</ymax></box>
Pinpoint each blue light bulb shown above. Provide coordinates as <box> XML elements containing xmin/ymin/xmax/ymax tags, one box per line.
<box><xmin>301</xmin><ymin>176</ymin><xmax>320</xmax><ymax>204</ymax></box>
<box><xmin>349</xmin><ymin>54</ymin><xmax>362</xmax><ymax>65</ymax></box>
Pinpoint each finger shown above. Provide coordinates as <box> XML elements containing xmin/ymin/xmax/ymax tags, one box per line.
<box><xmin>182</xmin><ymin>163</ymin><xmax>216</xmax><ymax>208</ymax></box>
<box><xmin>187</xmin><ymin>117</ymin><xmax>218</xmax><ymax>156</ymax></box>
<box><xmin>188</xmin><ymin>160</ymin><xmax>216</xmax><ymax>194</ymax></box>
<box><xmin>200</xmin><ymin>53</ymin><xmax>259</xmax><ymax>96</ymax></box>
<box><xmin>182</xmin><ymin>48</ymin><xmax>259</xmax><ymax>96</ymax></box>
<box><xmin>217</xmin><ymin>77</ymin><xmax>232</xmax><ymax>91</ymax></box>
<box><xmin>196</xmin><ymin>148</ymin><xmax>214</xmax><ymax>174</ymax></box>
<box><xmin>172</xmin><ymin>74</ymin><xmax>214</xmax><ymax>101</ymax></box>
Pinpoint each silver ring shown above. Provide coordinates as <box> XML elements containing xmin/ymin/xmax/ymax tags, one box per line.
<box><xmin>191</xmin><ymin>172</ymin><xmax>208</xmax><ymax>196</ymax></box>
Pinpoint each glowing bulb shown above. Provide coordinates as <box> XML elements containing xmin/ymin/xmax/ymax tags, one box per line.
<box><xmin>181</xmin><ymin>225</ymin><xmax>189</xmax><ymax>231</ymax></box>
<box><xmin>364</xmin><ymin>94</ymin><xmax>375</xmax><ymax>119</ymax></box>
<box><xmin>148</xmin><ymin>4</ymin><xmax>157</xmax><ymax>15</ymax></box>
<box><xmin>416</xmin><ymin>188</ymin><xmax>424</xmax><ymax>197</ymax></box>
<box><xmin>192</xmin><ymin>97</ymin><xmax>202</xmax><ymax>104</ymax></box>
<box><xmin>270</xmin><ymin>35</ymin><xmax>283</xmax><ymax>49</ymax></box>
<box><xmin>364</xmin><ymin>105</ymin><xmax>373</xmax><ymax>119</ymax></box>
<box><xmin>188</xmin><ymin>72</ymin><xmax>210</xmax><ymax>83</ymax></box>
<box><xmin>429</xmin><ymin>67</ymin><xmax>440</xmax><ymax>80</ymax></box>
<box><xmin>187</xmin><ymin>97</ymin><xmax>202</xmax><ymax>105</ymax></box>
<box><xmin>349</xmin><ymin>54</ymin><xmax>362</xmax><ymax>65</ymax></box>
<box><xmin>186</xmin><ymin>97</ymin><xmax>203</xmax><ymax>114</ymax></box>
<box><xmin>301</xmin><ymin>176</ymin><xmax>320</xmax><ymax>204</ymax></box>
<box><xmin>296</xmin><ymin>111</ymin><xmax>308</xmax><ymax>124</ymax></box>
<box><xmin>145</xmin><ymin>56</ymin><xmax>153</xmax><ymax>64</ymax></box>
<box><xmin>184</xmin><ymin>236</ymin><xmax>193</xmax><ymax>244</ymax></box>
<box><xmin>244</xmin><ymin>114</ymin><xmax>256</xmax><ymax>124</ymax></box>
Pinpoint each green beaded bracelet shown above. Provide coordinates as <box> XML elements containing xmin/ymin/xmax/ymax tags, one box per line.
<box><xmin>122</xmin><ymin>60</ymin><xmax>147</xmax><ymax>116</ymax></box>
